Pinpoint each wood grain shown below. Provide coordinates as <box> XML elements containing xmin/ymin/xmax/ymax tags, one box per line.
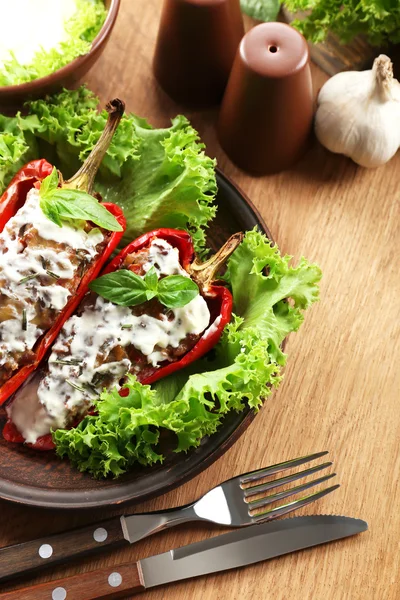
<box><xmin>0</xmin><ymin>2</ymin><xmax>399</xmax><ymax>600</ymax></box>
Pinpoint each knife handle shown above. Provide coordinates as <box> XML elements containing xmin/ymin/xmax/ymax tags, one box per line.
<box><xmin>0</xmin><ymin>517</ymin><xmax>127</xmax><ymax>583</ymax></box>
<box><xmin>0</xmin><ymin>562</ymin><xmax>146</xmax><ymax>599</ymax></box>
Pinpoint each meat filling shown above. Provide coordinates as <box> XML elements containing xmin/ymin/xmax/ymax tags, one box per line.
<box><xmin>0</xmin><ymin>187</ymin><xmax>109</xmax><ymax>386</ymax></box>
<box><xmin>8</xmin><ymin>238</ymin><xmax>213</xmax><ymax>444</ymax></box>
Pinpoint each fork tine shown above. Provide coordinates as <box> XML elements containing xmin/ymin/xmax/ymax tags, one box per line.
<box><xmin>240</xmin><ymin>451</ymin><xmax>329</xmax><ymax>485</ymax></box>
<box><xmin>243</xmin><ymin>462</ymin><xmax>333</xmax><ymax>498</ymax></box>
<box><xmin>251</xmin><ymin>484</ymin><xmax>340</xmax><ymax>523</ymax></box>
<box><xmin>247</xmin><ymin>473</ymin><xmax>336</xmax><ymax>510</ymax></box>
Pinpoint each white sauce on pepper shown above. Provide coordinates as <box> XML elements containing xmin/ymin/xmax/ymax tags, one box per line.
<box><xmin>0</xmin><ymin>187</ymin><xmax>104</xmax><ymax>369</ymax></box>
<box><xmin>9</xmin><ymin>239</ymin><xmax>212</xmax><ymax>444</ymax></box>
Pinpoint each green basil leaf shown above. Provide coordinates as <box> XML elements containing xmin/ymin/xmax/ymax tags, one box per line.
<box><xmin>144</xmin><ymin>266</ymin><xmax>158</xmax><ymax>291</ymax></box>
<box><xmin>39</xmin><ymin>196</ymin><xmax>63</xmax><ymax>227</ymax></box>
<box><xmin>48</xmin><ymin>189</ymin><xmax>123</xmax><ymax>231</ymax></box>
<box><xmin>157</xmin><ymin>275</ymin><xmax>199</xmax><ymax>308</ymax></box>
<box><xmin>39</xmin><ymin>167</ymin><xmax>59</xmax><ymax>198</ymax></box>
<box><xmin>89</xmin><ymin>270</ymin><xmax>155</xmax><ymax>306</ymax></box>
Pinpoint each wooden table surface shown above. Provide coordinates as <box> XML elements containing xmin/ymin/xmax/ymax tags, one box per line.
<box><xmin>1</xmin><ymin>2</ymin><xmax>399</xmax><ymax>599</ymax></box>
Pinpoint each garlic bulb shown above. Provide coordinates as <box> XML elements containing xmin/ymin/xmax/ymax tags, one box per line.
<box><xmin>315</xmin><ymin>55</ymin><xmax>400</xmax><ymax>168</ymax></box>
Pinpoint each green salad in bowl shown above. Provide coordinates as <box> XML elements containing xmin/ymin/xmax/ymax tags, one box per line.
<box><xmin>0</xmin><ymin>0</ymin><xmax>107</xmax><ymax>87</ymax></box>
<box><xmin>0</xmin><ymin>1</ymin><xmax>119</xmax><ymax>106</ymax></box>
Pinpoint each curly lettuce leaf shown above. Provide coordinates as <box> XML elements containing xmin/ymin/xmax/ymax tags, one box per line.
<box><xmin>0</xmin><ymin>0</ymin><xmax>106</xmax><ymax>86</ymax></box>
<box><xmin>223</xmin><ymin>228</ymin><xmax>320</xmax><ymax>364</ymax></box>
<box><xmin>95</xmin><ymin>114</ymin><xmax>217</xmax><ymax>249</ymax></box>
<box><xmin>54</xmin><ymin>230</ymin><xmax>321</xmax><ymax>478</ymax></box>
<box><xmin>18</xmin><ymin>87</ymin><xmax>139</xmax><ymax>178</ymax></box>
<box><xmin>54</xmin><ymin>375</ymin><xmax>221</xmax><ymax>478</ymax></box>
<box><xmin>0</xmin><ymin>115</ymin><xmax>38</xmax><ymax>190</ymax></box>
<box><xmin>285</xmin><ymin>0</ymin><xmax>400</xmax><ymax>46</ymax></box>
<box><xmin>0</xmin><ymin>87</ymin><xmax>217</xmax><ymax>253</ymax></box>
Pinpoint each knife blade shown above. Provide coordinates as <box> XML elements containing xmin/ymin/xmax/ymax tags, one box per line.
<box><xmin>0</xmin><ymin>515</ymin><xmax>367</xmax><ymax>600</ymax></box>
<box><xmin>140</xmin><ymin>514</ymin><xmax>368</xmax><ymax>588</ymax></box>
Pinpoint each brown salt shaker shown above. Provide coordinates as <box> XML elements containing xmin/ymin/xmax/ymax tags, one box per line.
<box><xmin>217</xmin><ymin>23</ymin><xmax>314</xmax><ymax>175</ymax></box>
<box><xmin>153</xmin><ymin>0</ymin><xmax>244</xmax><ymax>108</ymax></box>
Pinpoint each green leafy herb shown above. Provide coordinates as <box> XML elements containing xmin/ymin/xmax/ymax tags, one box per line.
<box><xmin>285</xmin><ymin>0</ymin><xmax>400</xmax><ymax>46</ymax></box>
<box><xmin>54</xmin><ymin>229</ymin><xmax>321</xmax><ymax>478</ymax></box>
<box><xmin>89</xmin><ymin>269</ymin><xmax>199</xmax><ymax>309</ymax></box>
<box><xmin>39</xmin><ymin>168</ymin><xmax>123</xmax><ymax>231</ymax></box>
<box><xmin>157</xmin><ymin>275</ymin><xmax>199</xmax><ymax>309</ymax></box>
<box><xmin>44</xmin><ymin>189</ymin><xmax>123</xmax><ymax>231</ymax></box>
<box><xmin>40</xmin><ymin>166</ymin><xmax>58</xmax><ymax>196</ymax></box>
<box><xmin>22</xmin><ymin>309</ymin><xmax>27</xmax><ymax>331</ymax></box>
<box><xmin>46</xmin><ymin>270</ymin><xmax>60</xmax><ymax>280</ymax></box>
<box><xmin>18</xmin><ymin>273</ymin><xmax>38</xmax><ymax>284</ymax></box>
<box><xmin>0</xmin><ymin>0</ymin><xmax>107</xmax><ymax>87</ymax></box>
<box><xmin>0</xmin><ymin>87</ymin><xmax>216</xmax><ymax>255</ymax></box>
<box><xmin>66</xmin><ymin>379</ymin><xmax>88</xmax><ymax>393</ymax></box>
<box><xmin>240</xmin><ymin>0</ymin><xmax>281</xmax><ymax>21</ymax></box>
<box><xmin>144</xmin><ymin>267</ymin><xmax>158</xmax><ymax>292</ymax></box>
<box><xmin>89</xmin><ymin>270</ymin><xmax>153</xmax><ymax>306</ymax></box>
<box><xmin>53</xmin><ymin>359</ymin><xmax>83</xmax><ymax>366</ymax></box>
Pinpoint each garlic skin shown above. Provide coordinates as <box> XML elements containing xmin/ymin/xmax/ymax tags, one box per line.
<box><xmin>315</xmin><ymin>55</ymin><xmax>400</xmax><ymax>168</ymax></box>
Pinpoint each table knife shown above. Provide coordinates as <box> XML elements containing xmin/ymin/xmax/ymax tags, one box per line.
<box><xmin>0</xmin><ymin>515</ymin><xmax>367</xmax><ymax>600</ymax></box>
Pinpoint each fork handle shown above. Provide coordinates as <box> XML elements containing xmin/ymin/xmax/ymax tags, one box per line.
<box><xmin>0</xmin><ymin>505</ymin><xmax>199</xmax><ymax>584</ymax></box>
<box><xmin>0</xmin><ymin>562</ymin><xmax>146</xmax><ymax>599</ymax></box>
<box><xmin>0</xmin><ymin>517</ymin><xmax>127</xmax><ymax>583</ymax></box>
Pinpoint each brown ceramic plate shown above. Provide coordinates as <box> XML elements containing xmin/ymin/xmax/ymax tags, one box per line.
<box><xmin>0</xmin><ymin>170</ymin><xmax>272</xmax><ymax>509</ymax></box>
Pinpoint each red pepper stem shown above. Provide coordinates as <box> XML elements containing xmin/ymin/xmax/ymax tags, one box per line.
<box><xmin>62</xmin><ymin>99</ymin><xmax>125</xmax><ymax>195</ymax></box>
<box><xmin>189</xmin><ymin>232</ymin><xmax>243</xmax><ymax>292</ymax></box>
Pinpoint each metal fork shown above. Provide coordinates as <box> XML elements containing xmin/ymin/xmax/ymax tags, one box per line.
<box><xmin>172</xmin><ymin>450</ymin><xmax>338</xmax><ymax>528</ymax></box>
<box><xmin>0</xmin><ymin>451</ymin><xmax>338</xmax><ymax>583</ymax></box>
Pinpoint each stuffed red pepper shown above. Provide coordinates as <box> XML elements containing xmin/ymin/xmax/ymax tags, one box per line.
<box><xmin>0</xmin><ymin>99</ymin><xmax>126</xmax><ymax>405</ymax></box>
<box><xmin>4</xmin><ymin>229</ymin><xmax>242</xmax><ymax>449</ymax></box>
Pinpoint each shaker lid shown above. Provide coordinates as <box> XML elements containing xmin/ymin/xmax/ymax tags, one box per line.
<box><xmin>241</xmin><ymin>22</ymin><xmax>309</xmax><ymax>79</ymax></box>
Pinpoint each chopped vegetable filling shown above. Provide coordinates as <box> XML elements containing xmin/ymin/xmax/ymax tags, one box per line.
<box><xmin>0</xmin><ymin>187</ymin><xmax>108</xmax><ymax>386</ymax></box>
<box><xmin>8</xmin><ymin>239</ymin><xmax>211</xmax><ymax>443</ymax></box>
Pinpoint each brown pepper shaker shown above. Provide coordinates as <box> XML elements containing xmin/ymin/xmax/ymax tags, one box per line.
<box><xmin>217</xmin><ymin>22</ymin><xmax>314</xmax><ymax>174</ymax></box>
<box><xmin>153</xmin><ymin>0</ymin><xmax>244</xmax><ymax>108</ymax></box>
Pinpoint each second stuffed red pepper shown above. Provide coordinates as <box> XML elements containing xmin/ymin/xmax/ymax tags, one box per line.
<box><xmin>3</xmin><ymin>228</ymin><xmax>242</xmax><ymax>450</ymax></box>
